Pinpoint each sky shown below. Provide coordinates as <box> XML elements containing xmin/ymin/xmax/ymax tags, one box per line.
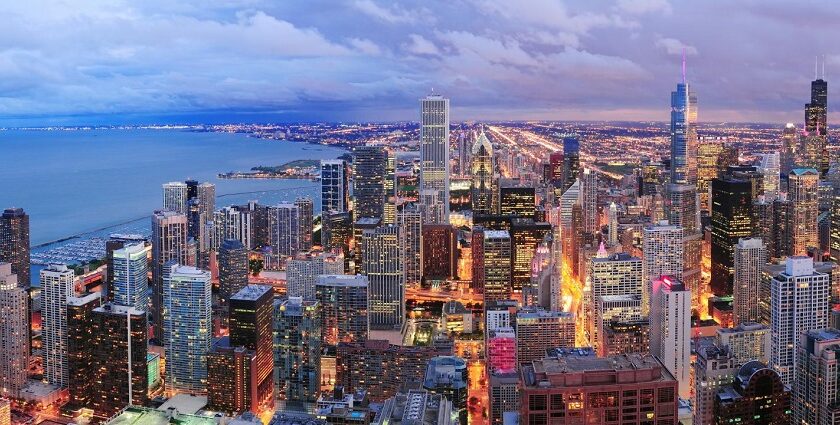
<box><xmin>1</xmin><ymin>0</ymin><xmax>839</xmax><ymax>126</ymax></box>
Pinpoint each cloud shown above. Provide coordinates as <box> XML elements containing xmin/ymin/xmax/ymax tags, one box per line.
<box><xmin>655</xmin><ymin>37</ymin><xmax>698</xmax><ymax>56</ymax></box>
<box><xmin>352</xmin><ymin>0</ymin><xmax>427</xmax><ymax>24</ymax></box>
<box><xmin>616</xmin><ymin>0</ymin><xmax>672</xmax><ymax>15</ymax></box>
<box><xmin>403</xmin><ymin>34</ymin><xmax>440</xmax><ymax>56</ymax></box>
<box><xmin>348</xmin><ymin>38</ymin><xmax>383</xmax><ymax>55</ymax></box>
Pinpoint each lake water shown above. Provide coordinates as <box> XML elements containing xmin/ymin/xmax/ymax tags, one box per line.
<box><xmin>0</xmin><ymin>129</ymin><xmax>346</xmax><ymax>245</ymax></box>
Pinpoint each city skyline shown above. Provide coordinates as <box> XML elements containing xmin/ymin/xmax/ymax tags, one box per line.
<box><xmin>0</xmin><ymin>1</ymin><xmax>839</xmax><ymax>126</ymax></box>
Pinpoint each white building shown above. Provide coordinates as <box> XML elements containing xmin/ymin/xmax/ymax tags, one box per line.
<box><xmin>151</xmin><ymin>210</ymin><xmax>189</xmax><ymax>338</ymax></box>
<box><xmin>162</xmin><ymin>181</ymin><xmax>189</xmax><ymax>214</ymax></box>
<box><xmin>111</xmin><ymin>243</ymin><xmax>149</xmax><ymax>311</ymax></box>
<box><xmin>732</xmin><ymin>237</ymin><xmax>767</xmax><ymax>325</ymax></box>
<box><xmin>212</xmin><ymin>206</ymin><xmax>253</xmax><ymax>250</ymax></box>
<box><xmin>649</xmin><ymin>275</ymin><xmax>691</xmax><ymax>399</ymax></box>
<box><xmin>41</xmin><ymin>264</ymin><xmax>75</xmax><ymax>388</ymax></box>
<box><xmin>419</xmin><ymin>94</ymin><xmax>450</xmax><ymax>224</ymax></box>
<box><xmin>268</xmin><ymin>203</ymin><xmax>301</xmax><ymax>257</ymax></box>
<box><xmin>770</xmin><ymin>256</ymin><xmax>830</xmax><ymax>386</ymax></box>
<box><xmin>286</xmin><ymin>252</ymin><xmax>344</xmax><ymax>300</ymax></box>
<box><xmin>757</xmin><ymin>152</ymin><xmax>780</xmax><ymax>201</ymax></box>
<box><xmin>642</xmin><ymin>221</ymin><xmax>684</xmax><ymax>314</ymax></box>
<box><xmin>715</xmin><ymin>322</ymin><xmax>771</xmax><ymax>365</ymax></box>
<box><xmin>580</xmin><ymin>168</ymin><xmax>598</xmax><ymax>233</ymax></box>
<box><xmin>163</xmin><ymin>263</ymin><xmax>212</xmax><ymax>393</ymax></box>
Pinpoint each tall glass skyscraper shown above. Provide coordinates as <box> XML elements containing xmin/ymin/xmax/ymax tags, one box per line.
<box><xmin>162</xmin><ymin>263</ymin><xmax>212</xmax><ymax>393</ymax></box>
<box><xmin>471</xmin><ymin>133</ymin><xmax>494</xmax><ymax>214</ymax></box>
<box><xmin>670</xmin><ymin>81</ymin><xmax>698</xmax><ymax>186</ymax></box>
<box><xmin>0</xmin><ymin>208</ymin><xmax>30</xmax><ymax>287</ymax></box>
<box><xmin>420</xmin><ymin>94</ymin><xmax>450</xmax><ymax>224</ymax></box>
<box><xmin>561</xmin><ymin>134</ymin><xmax>580</xmax><ymax>192</ymax></box>
<box><xmin>321</xmin><ymin>159</ymin><xmax>349</xmax><ymax>214</ymax></box>
<box><xmin>111</xmin><ymin>243</ymin><xmax>148</xmax><ymax>312</ymax></box>
<box><xmin>353</xmin><ymin>146</ymin><xmax>387</xmax><ymax>220</ymax></box>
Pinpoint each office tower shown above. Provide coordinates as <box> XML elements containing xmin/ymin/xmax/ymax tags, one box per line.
<box><xmin>499</xmin><ymin>185</ymin><xmax>536</xmax><ymax>218</ymax></box>
<box><xmin>697</xmin><ymin>140</ymin><xmax>729</xmax><ymax>211</ymax></box>
<box><xmin>642</xmin><ymin>222</ymin><xmax>683</xmax><ymax>314</ymax></box>
<box><xmin>471</xmin><ymin>132</ymin><xmax>494</xmax><ymax>214</ymax></box>
<box><xmin>780</xmin><ymin>123</ymin><xmax>799</xmax><ymax>178</ymax></box>
<box><xmin>600</xmin><ymin>319</ymin><xmax>650</xmax><ymax>357</ymax></box>
<box><xmin>716</xmin><ymin>323</ymin><xmax>771</xmax><ymax>365</ymax></box>
<box><xmin>666</xmin><ymin>184</ymin><xmax>699</xmax><ymax>234</ymax></box>
<box><xmin>206</xmin><ymin>340</ymin><xmax>259</xmax><ymax>415</ymax></box>
<box><xmin>510</xmin><ymin>219</ymin><xmax>551</xmax><ymax>293</ymax></box>
<box><xmin>197</xmin><ymin>181</ymin><xmax>215</xmax><ymax>214</ymax></box>
<box><xmin>295</xmin><ymin>197</ymin><xmax>314</xmax><ymax>251</ymax></box>
<box><xmin>789</xmin><ymin>168</ymin><xmax>820</xmax><ymax>254</ymax></box>
<box><xmin>487</xmin><ymin>328</ymin><xmax>516</xmax><ymax>373</ymax></box>
<box><xmin>649</xmin><ymin>276</ymin><xmax>691</xmax><ymax>398</ymax></box>
<box><xmin>397</xmin><ymin>206</ymin><xmax>422</xmax><ymax>288</ymax></box>
<box><xmin>0</xmin><ymin>264</ymin><xmax>27</xmax><ymax>398</ymax></box>
<box><xmin>694</xmin><ymin>345</ymin><xmax>740</xmax><ymax>425</ymax></box>
<box><xmin>362</xmin><ymin>226</ymin><xmax>404</xmax><ymax>329</ymax></box>
<box><xmin>482</xmin><ymin>230</ymin><xmax>512</xmax><ymax>303</ymax></box>
<box><xmin>589</xmin><ymin>253</ymin><xmax>642</xmax><ymax>340</ymax></box>
<box><xmin>316</xmin><ymin>274</ymin><xmax>369</xmax><ymax>346</ymax></box>
<box><xmin>67</xmin><ymin>292</ymin><xmax>101</xmax><ymax>407</ymax></box>
<box><xmin>670</xmin><ymin>75</ymin><xmax>698</xmax><ymax>186</ymax></box>
<box><xmin>42</xmin><ymin>264</ymin><xmax>75</xmax><ymax>388</ymax></box>
<box><xmin>805</xmin><ymin>71</ymin><xmax>829</xmax><ymax>174</ymax></box>
<box><xmin>162</xmin><ymin>181</ymin><xmax>189</xmax><ymax>214</ymax></box>
<box><xmin>384</xmin><ymin>151</ymin><xmax>397</xmax><ymax>225</ymax></box>
<box><xmin>229</xmin><ymin>285</ymin><xmax>274</xmax><ymax>409</ymax></box>
<box><xmin>772</xmin><ymin>198</ymin><xmax>794</xmax><ymax>259</ymax></box>
<box><xmin>321</xmin><ymin>159</ymin><xmax>350</xmax><ymax>214</ymax></box>
<box><xmin>594</xmin><ymin>295</ymin><xmax>643</xmax><ymax>352</ymax></box>
<box><xmin>607</xmin><ymin>202</ymin><xmax>618</xmax><ymax>246</ymax></box>
<box><xmin>218</xmin><ymin>239</ymin><xmax>248</xmax><ymax>311</ymax></box>
<box><xmin>213</xmin><ymin>206</ymin><xmax>253</xmax><ymax>250</ymax></box>
<box><xmin>353</xmin><ymin>217</ymin><xmax>381</xmax><ymax>274</ymax></box>
<box><xmin>520</xmin><ymin>353</ymin><xmax>678</xmax><ymax>425</ymax></box>
<box><xmin>151</xmin><ymin>210</ymin><xmax>188</xmax><ymax>338</ymax></box>
<box><xmin>373</xmin><ymin>390</ymin><xmax>455</xmax><ymax>425</ymax></box>
<box><xmin>515</xmin><ymin>308</ymin><xmax>575</xmax><ymax>365</ymax></box>
<box><xmin>88</xmin><ymin>303</ymin><xmax>148</xmax><ymax>420</ymax></box>
<box><xmin>423</xmin><ymin>357</ymin><xmax>468</xmax><ymax>425</ymax></box>
<box><xmin>286</xmin><ymin>252</ymin><xmax>344</xmax><ymax>300</ymax></box>
<box><xmin>579</xmin><ymin>168</ymin><xmax>598</xmax><ymax>233</ymax></box>
<box><xmin>794</xmin><ymin>328</ymin><xmax>840</xmax><ymax>424</ymax></box>
<box><xmin>733</xmin><ymin>238</ymin><xmax>767</xmax><ymax>325</ymax></box>
<box><xmin>0</xmin><ymin>208</ymin><xmax>29</xmax><ymax>287</ymax></box>
<box><xmin>489</xmin><ymin>372</ymin><xmax>520</xmax><ymax>425</ymax></box>
<box><xmin>267</xmin><ymin>203</ymin><xmax>301</xmax><ymax>257</ymax></box>
<box><xmin>711</xmin><ymin>177</ymin><xmax>753</xmax><ymax>296</ymax></box>
<box><xmin>757</xmin><ymin>153</ymin><xmax>780</xmax><ymax>200</ymax></box>
<box><xmin>419</xmin><ymin>94</ymin><xmax>450</xmax><ymax>224</ymax></box>
<box><xmin>561</xmin><ymin>134</ymin><xmax>580</xmax><ymax>191</ymax></box>
<box><xmin>110</xmin><ymin>243</ymin><xmax>148</xmax><ymax>311</ymax></box>
<box><xmin>336</xmin><ymin>339</ymin><xmax>447</xmax><ymax>402</ymax></box>
<box><xmin>354</xmin><ymin>145</ymin><xmax>387</xmax><ymax>220</ymax></box>
<box><xmin>471</xmin><ymin>227</ymin><xmax>486</xmax><ymax>294</ymax></box>
<box><xmin>713</xmin><ymin>362</ymin><xmax>790</xmax><ymax>424</ymax></box>
<box><xmin>275</xmin><ymin>297</ymin><xmax>322</xmax><ymax>403</ymax></box>
<box><xmin>457</xmin><ymin>131</ymin><xmax>469</xmax><ymax>176</ymax></box>
<box><xmin>770</xmin><ymin>256</ymin><xmax>830</xmax><ymax>385</ymax></box>
<box><xmin>322</xmin><ymin>210</ymin><xmax>353</xmax><ymax>254</ymax></box>
<box><xmin>422</xmin><ymin>224</ymin><xmax>457</xmax><ymax>280</ymax></box>
<box><xmin>162</xmin><ymin>263</ymin><xmax>212</xmax><ymax>393</ymax></box>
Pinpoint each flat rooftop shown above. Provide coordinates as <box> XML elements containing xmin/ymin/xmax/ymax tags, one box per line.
<box><xmin>532</xmin><ymin>353</ymin><xmax>662</xmax><ymax>375</ymax></box>
<box><xmin>231</xmin><ymin>284</ymin><xmax>272</xmax><ymax>301</ymax></box>
<box><xmin>106</xmin><ymin>406</ymin><xmax>216</xmax><ymax>425</ymax></box>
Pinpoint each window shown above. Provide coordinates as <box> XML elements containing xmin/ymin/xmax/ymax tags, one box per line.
<box><xmin>530</xmin><ymin>394</ymin><xmax>548</xmax><ymax>411</ymax></box>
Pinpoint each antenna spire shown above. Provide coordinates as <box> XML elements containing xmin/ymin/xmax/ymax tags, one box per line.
<box><xmin>682</xmin><ymin>48</ymin><xmax>686</xmax><ymax>84</ymax></box>
<box><xmin>815</xmin><ymin>56</ymin><xmax>819</xmax><ymax>80</ymax></box>
<box><xmin>822</xmin><ymin>54</ymin><xmax>826</xmax><ymax>79</ymax></box>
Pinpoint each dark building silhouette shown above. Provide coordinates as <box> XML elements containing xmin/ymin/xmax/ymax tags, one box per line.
<box><xmin>353</xmin><ymin>146</ymin><xmax>387</xmax><ymax>220</ymax></box>
<box><xmin>713</xmin><ymin>362</ymin><xmax>790</xmax><ymax>425</ymax></box>
<box><xmin>229</xmin><ymin>285</ymin><xmax>275</xmax><ymax>411</ymax></box>
<box><xmin>711</xmin><ymin>177</ymin><xmax>753</xmax><ymax>296</ymax></box>
<box><xmin>0</xmin><ymin>208</ymin><xmax>30</xmax><ymax>287</ymax></box>
<box><xmin>218</xmin><ymin>239</ymin><xmax>249</xmax><ymax>314</ymax></box>
<box><xmin>422</xmin><ymin>224</ymin><xmax>458</xmax><ymax>280</ymax></box>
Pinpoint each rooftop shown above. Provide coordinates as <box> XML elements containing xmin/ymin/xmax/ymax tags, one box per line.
<box><xmin>157</xmin><ymin>394</ymin><xmax>208</xmax><ymax>415</ymax></box>
<box><xmin>106</xmin><ymin>406</ymin><xmax>216</xmax><ymax>425</ymax></box>
<box><xmin>484</xmin><ymin>230</ymin><xmax>510</xmax><ymax>239</ymax></box>
<box><xmin>316</xmin><ymin>274</ymin><xmax>368</xmax><ymax>287</ymax></box>
<box><xmin>231</xmin><ymin>284</ymin><xmax>272</xmax><ymax>301</ymax></box>
<box><xmin>524</xmin><ymin>353</ymin><xmax>671</xmax><ymax>387</ymax></box>
<box><xmin>67</xmin><ymin>291</ymin><xmax>101</xmax><ymax>306</ymax></box>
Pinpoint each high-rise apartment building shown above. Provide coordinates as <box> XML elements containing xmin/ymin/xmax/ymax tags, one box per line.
<box><xmin>267</xmin><ymin>203</ymin><xmax>301</xmax><ymax>257</ymax></box>
<box><xmin>354</xmin><ymin>145</ymin><xmax>387</xmax><ymax>220</ymax></box>
<box><xmin>151</xmin><ymin>210</ymin><xmax>189</xmax><ymax>339</ymax></box>
<box><xmin>716</xmin><ymin>322</ymin><xmax>771</xmax><ymax>365</ymax></box>
<box><xmin>397</xmin><ymin>206</ymin><xmax>422</xmax><ymax>287</ymax></box>
<box><xmin>770</xmin><ymin>256</ymin><xmax>830</xmax><ymax>386</ymax></box>
<box><xmin>694</xmin><ymin>345</ymin><xmax>739</xmax><ymax>425</ymax></box>
<box><xmin>422</xmin><ymin>224</ymin><xmax>457</xmax><ymax>280</ymax></box>
<box><xmin>295</xmin><ymin>197</ymin><xmax>314</xmax><ymax>251</ymax></box>
<box><xmin>0</xmin><ymin>264</ymin><xmax>28</xmax><ymax>398</ymax></box>
<box><xmin>713</xmin><ymin>362</ymin><xmax>790</xmax><ymax>424</ymax></box>
<box><xmin>0</xmin><ymin>208</ymin><xmax>30</xmax><ymax>287</ymax></box>
<box><xmin>206</xmin><ymin>341</ymin><xmax>258</xmax><ymax>415</ymax></box>
<box><xmin>757</xmin><ymin>152</ymin><xmax>780</xmax><ymax>200</ymax></box>
<box><xmin>67</xmin><ymin>292</ymin><xmax>101</xmax><ymax>407</ymax></box>
<box><xmin>482</xmin><ymin>230</ymin><xmax>512</xmax><ymax>303</ymax></box>
<box><xmin>471</xmin><ymin>133</ymin><xmax>494</xmax><ymax>214</ymax></box>
<box><xmin>362</xmin><ymin>225</ymin><xmax>404</xmax><ymax>329</ymax></box>
<box><xmin>642</xmin><ymin>222</ymin><xmax>683</xmax><ymax>314</ymax></box>
<box><xmin>711</xmin><ymin>177</ymin><xmax>753</xmax><ymax>296</ymax></box>
<box><xmin>649</xmin><ymin>276</ymin><xmax>691</xmax><ymax>399</ymax></box>
<box><xmin>732</xmin><ymin>238</ymin><xmax>766</xmax><ymax>325</ymax></box>
<box><xmin>793</xmin><ymin>328</ymin><xmax>840</xmax><ymax>424</ymax></box>
<box><xmin>316</xmin><ymin>274</ymin><xmax>369</xmax><ymax>346</ymax></box>
<box><xmin>163</xmin><ymin>263</ymin><xmax>212</xmax><ymax>393</ymax></box>
<box><xmin>162</xmin><ymin>181</ymin><xmax>189</xmax><ymax>214</ymax></box>
<box><xmin>515</xmin><ymin>308</ymin><xmax>576</xmax><ymax>365</ymax></box>
<box><xmin>419</xmin><ymin>94</ymin><xmax>450</xmax><ymax>224</ymax></box>
<box><xmin>212</xmin><ymin>206</ymin><xmax>253</xmax><ymax>250</ymax></box>
<box><xmin>788</xmin><ymin>168</ymin><xmax>820</xmax><ymax>254</ymax></box>
<box><xmin>42</xmin><ymin>263</ymin><xmax>75</xmax><ymax>388</ymax></box>
<box><xmin>321</xmin><ymin>159</ymin><xmax>350</xmax><ymax>214</ymax></box>
<box><xmin>111</xmin><ymin>243</ymin><xmax>148</xmax><ymax>311</ymax></box>
<box><xmin>275</xmin><ymin>297</ymin><xmax>321</xmax><ymax>403</ymax></box>
<box><xmin>666</xmin><ymin>184</ymin><xmax>699</xmax><ymax>234</ymax></box>
<box><xmin>286</xmin><ymin>252</ymin><xmax>344</xmax><ymax>300</ymax></box>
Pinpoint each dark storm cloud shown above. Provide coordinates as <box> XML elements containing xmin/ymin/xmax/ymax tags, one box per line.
<box><xmin>0</xmin><ymin>0</ymin><xmax>837</xmax><ymax>125</ymax></box>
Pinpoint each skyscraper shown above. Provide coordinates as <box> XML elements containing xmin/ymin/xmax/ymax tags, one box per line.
<box><xmin>151</xmin><ymin>210</ymin><xmax>189</xmax><ymax>339</ymax></box>
<box><xmin>67</xmin><ymin>292</ymin><xmax>102</xmax><ymax>408</ymax></box>
<box><xmin>471</xmin><ymin>133</ymin><xmax>494</xmax><ymax>214</ymax></box>
<box><xmin>398</xmin><ymin>206</ymin><xmax>422</xmax><ymax>288</ymax></box>
<box><xmin>111</xmin><ymin>243</ymin><xmax>148</xmax><ymax>311</ymax></box>
<box><xmin>229</xmin><ymin>285</ymin><xmax>274</xmax><ymax>410</ymax></box>
<box><xmin>805</xmin><ymin>70</ymin><xmax>828</xmax><ymax>175</ymax></box>
<box><xmin>0</xmin><ymin>208</ymin><xmax>30</xmax><ymax>287</ymax></box>
<box><xmin>316</xmin><ymin>274</ymin><xmax>369</xmax><ymax>346</ymax></box>
<box><xmin>0</xmin><ymin>264</ymin><xmax>28</xmax><ymax>398</ymax></box>
<box><xmin>780</xmin><ymin>123</ymin><xmax>799</xmax><ymax>178</ymax></box>
<box><xmin>422</xmin><ymin>224</ymin><xmax>457</xmax><ymax>280</ymax></box>
<box><xmin>561</xmin><ymin>134</ymin><xmax>580</xmax><ymax>192</ymax></box>
<box><xmin>515</xmin><ymin>308</ymin><xmax>576</xmax><ymax>365</ymax></box>
<box><xmin>580</xmin><ymin>168</ymin><xmax>598</xmax><ymax>233</ymax></box>
<box><xmin>788</xmin><ymin>168</ymin><xmax>820</xmax><ymax>255</ymax></box>
<box><xmin>482</xmin><ymin>230</ymin><xmax>512</xmax><ymax>303</ymax></box>
<box><xmin>711</xmin><ymin>177</ymin><xmax>753</xmax><ymax>296</ymax></box>
<box><xmin>757</xmin><ymin>152</ymin><xmax>780</xmax><ymax>200</ymax></box>
<box><xmin>162</xmin><ymin>181</ymin><xmax>189</xmax><ymax>214</ymax></box>
<box><xmin>353</xmin><ymin>145</ymin><xmax>387</xmax><ymax>220</ymax></box>
<box><xmin>794</xmin><ymin>328</ymin><xmax>840</xmax><ymax>424</ymax></box>
<box><xmin>362</xmin><ymin>225</ymin><xmax>404</xmax><ymax>329</ymax></box>
<box><xmin>670</xmin><ymin>75</ymin><xmax>698</xmax><ymax>186</ymax></box>
<box><xmin>212</xmin><ymin>206</ymin><xmax>253</xmax><ymax>250</ymax></box>
<box><xmin>732</xmin><ymin>238</ymin><xmax>767</xmax><ymax>326</ymax></box>
<box><xmin>295</xmin><ymin>197</ymin><xmax>314</xmax><ymax>251</ymax></box>
<box><xmin>666</xmin><ymin>184</ymin><xmax>699</xmax><ymax>234</ymax></box>
<box><xmin>321</xmin><ymin>159</ymin><xmax>350</xmax><ymax>214</ymax></box>
<box><xmin>275</xmin><ymin>297</ymin><xmax>322</xmax><ymax>403</ymax></box>
<box><xmin>42</xmin><ymin>263</ymin><xmax>75</xmax><ymax>388</ymax></box>
<box><xmin>267</xmin><ymin>203</ymin><xmax>301</xmax><ymax>257</ymax></box>
<box><xmin>218</xmin><ymin>239</ymin><xmax>249</xmax><ymax>313</ymax></box>
<box><xmin>419</xmin><ymin>94</ymin><xmax>450</xmax><ymax>224</ymax></box>
<box><xmin>607</xmin><ymin>202</ymin><xmax>618</xmax><ymax>246</ymax></box>
<box><xmin>713</xmin><ymin>362</ymin><xmax>790</xmax><ymax>424</ymax></box>
<box><xmin>770</xmin><ymin>256</ymin><xmax>830</xmax><ymax>386</ymax></box>
<box><xmin>510</xmin><ymin>219</ymin><xmax>551</xmax><ymax>293</ymax></box>
<box><xmin>499</xmin><ymin>185</ymin><xmax>536</xmax><ymax>218</ymax></box>
<box><xmin>286</xmin><ymin>252</ymin><xmax>344</xmax><ymax>300</ymax></box>
<box><xmin>642</xmin><ymin>222</ymin><xmax>683</xmax><ymax>314</ymax></box>
<box><xmin>649</xmin><ymin>276</ymin><xmax>691</xmax><ymax>399</ymax></box>
<box><xmin>163</xmin><ymin>263</ymin><xmax>212</xmax><ymax>393</ymax></box>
